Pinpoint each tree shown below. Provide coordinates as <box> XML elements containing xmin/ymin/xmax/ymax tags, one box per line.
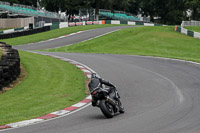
<box><xmin>20</xmin><ymin>0</ymin><xmax>38</xmax><ymax>7</ymax></box>
<box><xmin>186</xmin><ymin>0</ymin><xmax>200</xmax><ymax>20</ymax></box>
<box><xmin>138</xmin><ymin>0</ymin><xmax>157</xmax><ymax>22</ymax></box>
<box><xmin>127</xmin><ymin>0</ymin><xmax>140</xmax><ymax>15</ymax></box>
<box><xmin>3</xmin><ymin>0</ymin><xmax>199</xmax><ymax>24</ymax></box>
<box><xmin>1</xmin><ymin>0</ymin><xmax>19</xmax><ymax>4</ymax></box>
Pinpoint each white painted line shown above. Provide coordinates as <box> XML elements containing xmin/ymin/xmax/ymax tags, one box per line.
<box><xmin>60</xmin><ymin>58</ymin><xmax>70</xmax><ymax>62</ymax></box>
<box><xmin>44</xmin><ymin>29</ymin><xmax>121</xmax><ymax>50</ymax></box>
<box><xmin>58</xmin><ymin>36</ymin><xmax>65</xmax><ymax>39</ymax></box>
<box><xmin>51</xmin><ymin>110</ymin><xmax>70</xmax><ymax>116</ymax></box>
<box><xmin>48</xmin><ymin>39</ymin><xmax>56</xmax><ymax>41</ymax></box>
<box><xmin>7</xmin><ymin>119</ymin><xmax>44</xmax><ymax>128</ymax></box>
<box><xmin>128</xmin><ymin>55</ymin><xmax>185</xmax><ymax>103</ymax></box>
<box><xmin>16</xmin><ymin>30</ymin><xmax>88</xmax><ymax>47</ymax></box>
<box><xmin>72</xmin><ymin>102</ymin><xmax>87</xmax><ymax>107</ymax></box>
<box><xmin>82</xmin><ymin>69</ymin><xmax>91</xmax><ymax>73</ymax></box>
<box><xmin>76</xmin><ymin>65</ymin><xmax>85</xmax><ymax>68</ymax></box>
<box><xmin>69</xmin><ymin>61</ymin><xmax>78</xmax><ymax>64</ymax></box>
<box><xmin>81</xmin><ymin>29</ymin><xmax>121</xmax><ymax>43</ymax></box>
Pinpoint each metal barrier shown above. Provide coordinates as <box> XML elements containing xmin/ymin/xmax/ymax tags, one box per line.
<box><xmin>181</xmin><ymin>21</ymin><xmax>200</xmax><ymax>27</ymax></box>
<box><xmin>0</xmin><ymin>26</ymin><xmax>50</xmax><ymax>39</ymax></box>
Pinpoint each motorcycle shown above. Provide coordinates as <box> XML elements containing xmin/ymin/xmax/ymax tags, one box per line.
<box><xmin>90</xmin><ymin>87</ymin><xmax>125</xmax><ymax>118</ymax></box>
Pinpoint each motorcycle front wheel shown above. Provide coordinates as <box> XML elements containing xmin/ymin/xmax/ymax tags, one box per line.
<box><xmin>99</xmin><ymin>99</ymin><xmax>114</xmax><ymax>118</ymax></box>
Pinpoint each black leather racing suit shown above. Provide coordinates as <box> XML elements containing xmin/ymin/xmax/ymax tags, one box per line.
<box><xmin>88</xmin><ymin>77</ymin><xmax>118</xmax><ymax>106</ymax></box>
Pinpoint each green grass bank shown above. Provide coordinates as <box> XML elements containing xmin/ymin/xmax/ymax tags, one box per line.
<box><xmin>44</xmin><ymin>26</ymin><xmax>200</xmax><ymax>63</ymax></box>
<box><xmin>0</xmin><ymin>51</ymin><xmax>86</xmax><ymax>125</ymax></box>
<box><xmin>0</xmin><ymin>25</ymin><xmax>122</xmax><ymax>46</ymax></box>
<box><xmin>185</xmin><ymin>26</ymin><xmax>200</xmax><ymax>32</ymax></box>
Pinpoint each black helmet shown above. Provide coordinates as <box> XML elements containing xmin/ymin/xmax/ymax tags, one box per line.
<box><xmin>91</xmin><ymin>73</ymin><xmax>97</xmax><ymax>78</ymax></box>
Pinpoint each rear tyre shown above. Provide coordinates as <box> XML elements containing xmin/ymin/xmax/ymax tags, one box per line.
<box><xmin>99</xmin><ymin>100</ymin><xmax>114</xmax><ymax>118</ymax></box>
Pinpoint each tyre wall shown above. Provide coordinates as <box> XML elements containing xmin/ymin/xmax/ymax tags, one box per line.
<box><xmin>174</xmin><ymin>26</ymin><xmax>200</xmax><ymax>39</ymax></box>
<box><xmin>0</xmin><ymin>42</ymin><xmax>20</xmax><ymax>91</ymax></box>
<box><xmin>0</xmin><ymin>26</ymin><xmax>50</xmax><ymax>39</ymax></box>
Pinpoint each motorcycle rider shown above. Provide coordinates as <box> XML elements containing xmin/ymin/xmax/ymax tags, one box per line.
<box><xmin>88</xmin><ymin>73</ymin><xmax>122</xmax><ymax>108</ymax></box>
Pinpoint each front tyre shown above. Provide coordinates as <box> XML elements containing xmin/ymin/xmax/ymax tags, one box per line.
<box><xmin>117</xmin><ymin>99</ymin><xmax>125</xmax><ymax>113</ymax></box>
<box><xmin>99</xmin><ymin>100</ymin><xmax>114</xmax><ymax>118</ymax></box>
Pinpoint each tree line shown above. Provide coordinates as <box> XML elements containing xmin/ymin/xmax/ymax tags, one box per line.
<box><xmin>1</xmin><ymin>0</ymin><xmax>200</xmax><ymax>24</ymax></box>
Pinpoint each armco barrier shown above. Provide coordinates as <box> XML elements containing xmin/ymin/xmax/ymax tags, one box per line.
<box><xmin>0</xmin><ymin>26</ymin><xmax>50</xmax><ymax>39</ymax></box>
<box><xmin>102</xmin><ymin>20</ymin><xmax>163</xmax><ymax>26</ymax></box>
<box><xmin>0</xmin><ymin>20</ymin><xmax>164</xmax><ymax>39</ymax></box>
<box><xmin>0</xmin><ymin>42</ymin><xmax>20</xmax><ymax>91</ymax></box>
<box><xmin>68</xmin><ymin>22</ymin><xmax>76</xmax><ymax>27</ymax></box>
<box><xmin>120</xmin><ymin>20</ymin><xmax>128</xmax><ymax>24</ymax></box>
<box><xmin>175</xmin><ymin>26</ymin><xmax>200</xmax><ymax>39</ymax></box>
<box><xmin>50</xmin><ymin>22</ymin><xmax>59</xmax><ymax>30</ymax></box>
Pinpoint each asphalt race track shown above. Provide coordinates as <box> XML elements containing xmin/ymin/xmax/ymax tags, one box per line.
<box><xmin>13</xmin><ymin>26</ymin><xmax>132</xmax><ymax>50</ymax></box>
<box><xmin>3</xmin><ymin>26</ymin><xmax>200</xmax><ymax>133</ymax></box>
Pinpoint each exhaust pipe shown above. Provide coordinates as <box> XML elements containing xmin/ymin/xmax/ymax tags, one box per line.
<box><xmin>106</xmin><ymin>96</ymin><xmax>116</xmax><ymax>106</ymax></box>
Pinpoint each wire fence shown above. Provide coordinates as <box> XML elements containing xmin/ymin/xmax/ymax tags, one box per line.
<box><xmin>181</xmin><ymin>21</ymin><xmax>200</xmax><ymax>27</ymax></box>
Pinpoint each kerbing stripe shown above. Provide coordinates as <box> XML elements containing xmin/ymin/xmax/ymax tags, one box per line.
<box><xmin>76</xmin><ymin>65</ymin><xmax>85</xmax><ymax>68</ymax></box>
<box><xmin>81</xmin><ymin>69</ymin><xmax>91</xmax><ymax>73</ymax></box>
<box><xmin>51</xmin><ymin>110</ymin><xmax>70</xmax><ymax>116</ymax></box>
<box><xmin>72</xmin><ymin>102</ymin><xmax>87</xmax><ymax>107</ymax></box>
<box><xmin>64</xmin><ymin>106</ymin><xmax>79</xmax><ymax>111</ymax></box>
<box><xmin>6</xmin><ymin>119</ymin><xmax>43</xmax><ymax>128</ymax></box>
<box><xmin>80</xmin><ymin>99</ymin><xmax>92</xmax><ymax>103</ymax></box>
<box><xmin>0</xmin><ymin>53</ymin><xmax>94</xmax><ymax>131</ymax></box>
<box><xmin>0</xmin><ymin>125</ymin><xmax>11</xmax><ymax>130</ymax></box>
<box><xmin>60</xmin><ymin>58</ymin><xmax>70</xmax><ymax>62</ymax></box>
<box><xmin>37</xmin><ymin>114</ymin><xmax>57</xmax><ymax>119</ymax></box>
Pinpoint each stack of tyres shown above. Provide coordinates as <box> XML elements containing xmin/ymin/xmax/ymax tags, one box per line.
<box><xmin>0</xmin><ymin>42</ymin><xmax>21</xmax><ymax>90</ymax></box>
<box><xmin>0</xmin><ymin>26</ymin><xmax>51</xmax><ymax>39</ymax></box>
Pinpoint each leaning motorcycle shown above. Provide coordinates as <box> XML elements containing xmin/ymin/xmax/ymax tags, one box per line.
<box><xmin>90</xmin><ymin>87</ymin><xmax>125</xmax><ymax>118</ymax></box>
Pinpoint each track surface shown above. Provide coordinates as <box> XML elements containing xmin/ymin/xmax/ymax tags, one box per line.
<box><xmin>13</xmin><ymin>26</ymin><xmax>132</xmax><ymax>50</ymax></box>
<box><xmin>3</xmin><ymin>26</ymin><xmax>200</xmax><ymax>133</ymax></box>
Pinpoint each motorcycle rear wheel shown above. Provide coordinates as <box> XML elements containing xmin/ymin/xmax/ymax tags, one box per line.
<box><xmin>99</xmin><ymin>100</ymin><xmax>114</xmax><ymax>118</ymax></box>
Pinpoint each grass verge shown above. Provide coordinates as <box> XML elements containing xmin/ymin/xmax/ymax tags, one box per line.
<box><xmin>185</xmin><ymin>26</ymin><xmax>200</xmax><ymax>32</ymax></box>
<box><xmin>0</xmin><ymin>25</ymin><xmax>123</xmax><ymax>46</ymax></box>
<box><xmin>44</xmin><ymin>26</ymin><xmax>200</xmax><ymax>63</ymax></box>
<box><xmin>0</xmin><ymin>51</ymin><xmax>86</xmax><ymax>125</ymax></box>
